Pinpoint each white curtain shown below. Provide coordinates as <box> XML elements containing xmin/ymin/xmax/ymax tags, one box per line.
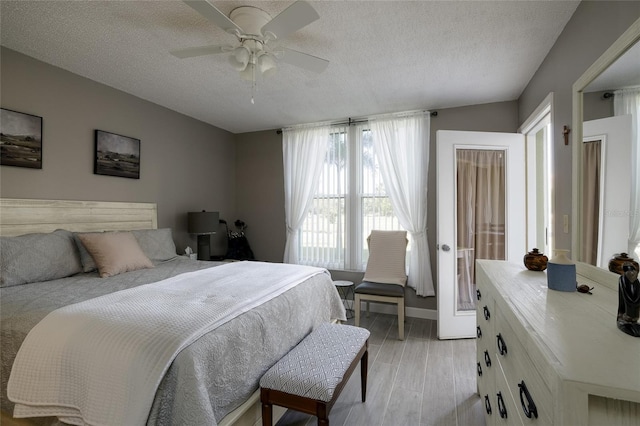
<box><xmin>614</xmin><ymin>87</ymin><xmax>640</xmax><ymax>258</ymax></box>
<box><xmin>369</xmin><ymin>112</ymin><xmax>434</xmax><ymax>296</ymax></box>
<box><xmin>282</xmin><ymin>125</ymin><xmax>330</xmax><ymax>264</ymax></box>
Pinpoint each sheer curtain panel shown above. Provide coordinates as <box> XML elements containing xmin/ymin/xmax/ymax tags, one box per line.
<box><xmin>614</xmin><ymin>88</ymin><xmax>640</xmax><ymax>258</ymax></box>
<box><xmin>282</xmin><ymin>125</ymin><xmax>331</xmax><ymax>264</ymax></box>
<box><xmin>369</xmin><ymin>112</ymin><xmax>434</xmax><ymax>296</ymax></box>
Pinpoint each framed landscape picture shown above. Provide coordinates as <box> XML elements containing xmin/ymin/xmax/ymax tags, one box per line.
<box><xmin>94</xmin><ymin>129</ymin><xmax>140</xmax><ymax>179</ymax></box>
<box><xmin>0</xmin><ymin>108</ymin><xmax>43</xmax><ymax>169</ymax></box>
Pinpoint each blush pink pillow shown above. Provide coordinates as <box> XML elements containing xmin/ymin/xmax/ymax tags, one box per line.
<box><xmin>77</xmin><ymin>231</ymin><xmax>153</xmax><ymax>278</ymax></box>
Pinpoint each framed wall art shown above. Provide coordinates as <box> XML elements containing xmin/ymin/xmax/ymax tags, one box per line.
<box><xmin>0</xmin><ymin>108</ymin><xmax>43</xmax><ymax>169</ymax></box>
<box><xmin>94</xmin><ymin>129</ymin><xmax>140</xmax><ymax>179</ymax></box>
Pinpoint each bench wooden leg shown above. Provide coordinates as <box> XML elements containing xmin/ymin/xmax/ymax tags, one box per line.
<box><xmin>261</xmin><ymin>403</ymin><xmax>272</xmax><ymax>426</ymax></box>
<box><xmin>361</xmin><ymin>348</ymin><xmax>368</xmax><ymax>402</ymax></box>
<box><xmin>318</xmin><ymin>403</ymin><xmax>329</xmax><ymax>426</ymax></box>
<box><xmin>261</xmin><ymin>389</ymin><xmax>273</xmax><ymax>426</ymax></box>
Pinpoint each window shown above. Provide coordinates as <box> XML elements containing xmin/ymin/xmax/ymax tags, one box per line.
<box><xmin>298</xmin><ymin>124</ymin><xmax>404</xmax><ymax>270</ymax></box>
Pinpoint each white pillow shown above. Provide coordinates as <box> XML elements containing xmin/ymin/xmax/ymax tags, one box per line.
<box><xmin>77</xmin><ymin>231</ymin><xmax>153</xmax><ymax>278</ymax></box>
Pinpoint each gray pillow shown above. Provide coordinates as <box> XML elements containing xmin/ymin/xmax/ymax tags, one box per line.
<box><xmin>131</xmin><ymin>228</ymin><xmax>177</xmax><ymax>262</ymax></box>
<box><xmin>0</xmin><ymin>229</ymin><xmax>83</xmax><ymax>287</ymax></box>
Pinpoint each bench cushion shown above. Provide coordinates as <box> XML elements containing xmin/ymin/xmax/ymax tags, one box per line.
<box><xmin>260</xmin><ymin>323</ymin><xmax>370</xmax><ymax>402</ymax></box>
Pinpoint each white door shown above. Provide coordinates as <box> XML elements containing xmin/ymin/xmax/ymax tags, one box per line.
<box><xmin>437</xmin><ymin>130</ymin><xmax>525</xmax><ymax>339</ymax></box>
<box><xmin>583</xmin><ymin>115</ymin><xmax>632</xmax><ymax>268</ymax></box>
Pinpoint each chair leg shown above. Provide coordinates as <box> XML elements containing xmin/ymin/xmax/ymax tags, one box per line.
<box><xmin>361</xmin><ymin>348</ymin><xmax>368</xmax><ymax>402</ymax></box>
<box><xmin>355</xmin><ymin>294</ymin><xmax>361</xmax><ymax>327</ymax></box>
<box><xmin>366</xmin><ymin>301</ymin><xmax>370</xmax><ymax>317</ymax></box>
<box><xmin>398</xmin><ymin>299</ymin><xmax>405</xmax><ymax>340</ymax></box>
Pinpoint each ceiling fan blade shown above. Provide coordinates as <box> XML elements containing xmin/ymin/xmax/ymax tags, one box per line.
<box><xmin>183</xmin><ymin>0</ymin><xmax>243</xmax><ymax>33</ymax></box>
<box><xmin>261</xmin><ymin>0</ymin><xmax>319</xmax><ymax>40</ymax></box>
<box><xmin>170</xmin><ymin>45</ymin><xmax>227</xmax><ymax>59</ymax></box>
<box><xmin>279</xmin><ymin>47</ymin><xmax>329</xmax><ymax>73</ymax></box>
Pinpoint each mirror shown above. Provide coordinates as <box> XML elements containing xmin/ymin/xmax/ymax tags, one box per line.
<box><xmin>572</xmin><ymin>17</ymin><xmax>640</xmax><ymax>269</ymax></box>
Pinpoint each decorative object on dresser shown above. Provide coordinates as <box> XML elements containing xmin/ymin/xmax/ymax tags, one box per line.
<box><xmin>523</xmin><ymin>248</ymin><xmax>548</xmax><ymax>271</ymax></box>
<box><xmin>546</xmin><ymin>249</ymin><xmax>576</xmax><ymax>291</ymax></box>
<box><xmin>617</xmin><ymin>262</ymin><xmax>640</xmax><ymax>337</ymax></box>
<box><xmin>0</xmin><ymin>108</ymin><xmax>42</xmax><ymax>169</ymax></box>
<box><xmin>476</xmin><ymin>260</ymin><xmax>640</xmax><ymax>425</ymax></box>
<box><xmin>188</xmin><ymin>210</ymin><xmax>219</xmax><ymax>260</ymax></box>
<box><xmin>609</xmin><ymin>252</ymin><xmax>640</xmax><ymax>275</ymax></box>
<box><xmin>94</xmin><ymin>129</ymin><xmax>141</xmax><ymax>179</ymax></box>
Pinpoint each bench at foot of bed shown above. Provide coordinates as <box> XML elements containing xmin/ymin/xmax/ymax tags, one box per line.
<box><xmin>259</xmin><ymin>323</ymin><xmax>370</xmax><ymax>426</ymax></box>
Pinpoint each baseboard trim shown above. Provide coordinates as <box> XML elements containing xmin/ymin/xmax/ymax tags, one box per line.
<box><xmin>354</xmin><ymin>300</ymin><xmax>437</xmax><ymax>320</ymax></box>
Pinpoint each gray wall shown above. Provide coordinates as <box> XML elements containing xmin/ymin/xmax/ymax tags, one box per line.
<box><xmin>583</xmin><ymin>91</ymin><xmax>614</xmax><ymax>122</ymax></box>
<box><xmin>0</xmin><ymin>47</ymin><xmax>236</xmax><ymax>252</ymax></box>
<box><xmin>518</xmin><ymin>1</ymin><xmax>640</xmax><ymax>253</ymax></box>
<box><xmin>235</xmin><ymin>100</ymin><xmax>519</xmax><ymax>311</ymax></box>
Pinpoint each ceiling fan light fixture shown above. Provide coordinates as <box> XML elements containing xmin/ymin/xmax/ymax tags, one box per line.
<box><xmin>239</xmin><ymin>63</ymin><xmax>256</xmax><ymax>81</ymax></box>
<box><xmin>229</xmin><ymin>46</ymin><xmax>250</xmax><ymax>71</ymax></box>
<box><xmin>259</xmin><ymin>53</ymin><xmax>277</xmax><ymax>79</ymax></box>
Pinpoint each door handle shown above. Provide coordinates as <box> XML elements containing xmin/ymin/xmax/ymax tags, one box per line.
<box><xmin>441</xmin><ymin>244</ymin><xmax>451</xmax><ymax>252</ymax></box>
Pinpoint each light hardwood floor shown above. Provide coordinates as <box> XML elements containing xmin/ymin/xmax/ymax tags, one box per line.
<box><xmin>276</xmin><ymin>313</ymin><xmax>485</xmax><ymax>426</ymax></box>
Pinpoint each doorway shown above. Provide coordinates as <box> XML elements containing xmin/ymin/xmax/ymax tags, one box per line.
<box><xmin>437</xmin><ymin>130</ymin><xmax>525</xmax><ymax>339</ymax></box>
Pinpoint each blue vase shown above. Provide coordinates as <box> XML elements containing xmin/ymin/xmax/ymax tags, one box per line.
<box><xmin>547</xmin><ymin>249</ymin><xmax>576</xmax><ymax>292</ymax></box>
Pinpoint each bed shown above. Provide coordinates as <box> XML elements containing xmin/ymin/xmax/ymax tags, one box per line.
<box><xmin>0</xmin><ymin>198</ymin><xmax>346</xmax><ymax>426</ymax></box>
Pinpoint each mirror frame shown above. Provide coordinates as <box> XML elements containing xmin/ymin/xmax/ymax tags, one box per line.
<box><xmin>571</xmin><ymin>17</ymin><xmax>640</xmax><ymax>270</ymax></box>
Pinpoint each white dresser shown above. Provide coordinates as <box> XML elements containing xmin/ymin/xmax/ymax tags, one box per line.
<box><xmin>476</xmin><ymin>260</ymin><xmax>640</xmax><ymax>425</ymax></box>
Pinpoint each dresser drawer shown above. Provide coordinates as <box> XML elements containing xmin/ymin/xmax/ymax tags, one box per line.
<box><xmin>476</xmin><ymin>281</ymin><xmax>495</xmax><ymax>350</ymax></box>
<box><xmin>495</xmin><ymin>309</ymin><xmax>552</xmax><ymax>424</ymax></box>
<box><xmin>494</xmin><ymin>364</ymin><xmax>524</xmax><ymax>426</ymax></box>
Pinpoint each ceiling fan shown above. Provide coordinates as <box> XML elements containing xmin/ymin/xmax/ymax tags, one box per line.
<box><xmin>171</xmin><ymin>0</ymin><xmax>329</xmax><ymax>101</ymax></box>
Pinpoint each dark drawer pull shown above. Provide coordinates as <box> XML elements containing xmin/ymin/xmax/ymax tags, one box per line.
<box><xmin>484</xmin><ymin>350</ymin><xmax>491</xmax><ymax>367</ymax></box>
<box><xmin>483</xmin><ymin>305</ymin><xmax>491</xmax><ymax>320</ymax></box>
<box><xmin>497</xmin><ymin>391</ymin><xmax>508</xmax><ymax>419</ymax></box>
<box><xmin>497</xmin><ymin>333</ymin><xmax>508</xmax><ymax>356</ymax></box>
<box><xmin>484</xmin><ymin>395</ymin><xmax>492</xmax><ymax>415</ymax></box>
<box><xmin>477</xmin><ymin>326</ymin><xmax>482</xmax><ymax>338</ymax></box>
<box><xmin>477</xmin><ymin>362</ymin><xmax>482</xmax><ymax>377</ymax></box>
<box><xmin>518</xmin><ymin>380</ymin><xmax>539</xmax><ymax>419</ymax></box>
<box><xmin>477</xmin><ymin>289</ymin><xmax>482</xmax><ymax>300</ymax></box>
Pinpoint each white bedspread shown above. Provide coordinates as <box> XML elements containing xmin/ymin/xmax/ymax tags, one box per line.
<box><xmin>8</xmin><ymin>261</ymin><xmax>327</xmax><ymax>426</ymax></box>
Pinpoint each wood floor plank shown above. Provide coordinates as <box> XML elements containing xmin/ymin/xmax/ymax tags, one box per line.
<box><xmin>343</xmin><ymin>360</ymin><xmax>397</xmax><ymax>426</ymax></box>
<box><xmin>376</xmin><ymin>333</ymin><xmax>406</xmax><ymax>365</ymax></box>
<box><xmin>407</xmin><ymin>318</ymin><xmax>434</xmax><ymax>340</ymax></box>
<box><xmin>421</xmin><ymin>321</ymin><xmax>457</xmax><ymax>426</ymax></box>
<box><xmin>394</xmin><ymin>337</ymin><xmax>429</xmax><ymax>393</ymax></box>
<box><xmin>383</xmin><ymin>387</ymin><xmax>422</xmax><ymax>426</ymax></box>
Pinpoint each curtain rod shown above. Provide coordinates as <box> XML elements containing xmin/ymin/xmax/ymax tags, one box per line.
<box><xmin>276</xmin><ymin>110</ymin><xmax>438</xmax><ymax>135</ymax></box>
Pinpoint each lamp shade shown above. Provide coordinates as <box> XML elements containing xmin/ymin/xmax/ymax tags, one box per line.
<box><xmin>229</xmin><ymin>46</ymin><xmax>250</xmax><ymax>71</ymax></box>
<box><xmin>259</xmin><ymin>53</ymin><xmax>277</xmax><ymax>79</ymax></box>
<box><xmin>239</xmin><ymin>62</ymin><xmax>255</xmax><ymax>81</ymax></box>
<box><xmin>188</xmin><ymin>211</ymin><xmax>219</xmax><ymax>235</ymax></box>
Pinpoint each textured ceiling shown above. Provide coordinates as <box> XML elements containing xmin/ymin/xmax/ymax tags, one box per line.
<box><xmin>0</xmin><ymin>0</ymin><xmax>580</xmax><ymax>134</ymax></box>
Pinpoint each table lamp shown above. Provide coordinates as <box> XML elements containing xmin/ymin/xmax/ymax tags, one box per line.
<box><xmin>188</xmin><ymin>211</ymin><xmax>219</xmax><ymax>260</ymax></box>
